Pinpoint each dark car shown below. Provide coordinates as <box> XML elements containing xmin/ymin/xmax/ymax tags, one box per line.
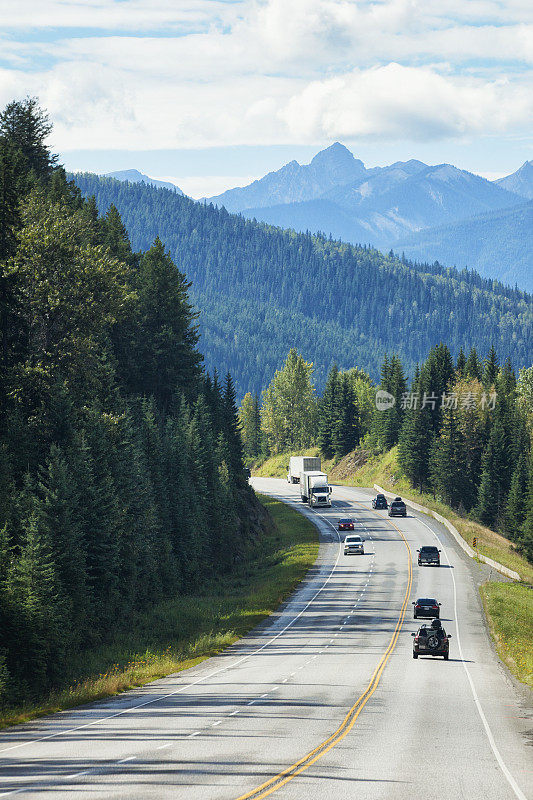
<box><xmin>388</xmin><ymin>498</ymin><xmax>407</xmax><ymax>517</ymax></box>
<box><xmin>372</xmin><ymin>494</ymin><xmax>388</xmax><ymax>510</ymax></box>
<box><xmin>412</xmin><ymin>598</ymin><xmax>441</xmax><ymax>619</ymax></box>
<box><xmin>412</xmin><ymin>621</ymin><xmax>451</xmax><ymax>659</ymax></box>
<box><xmin>417</xmin><ymin>545</ymin><xmax>441</xmax><ymax>566</ymax></box>
<box><xmin>338</xmin><ymin>518</ymin><xmax>355</xmax><ymax>531</ymax></box>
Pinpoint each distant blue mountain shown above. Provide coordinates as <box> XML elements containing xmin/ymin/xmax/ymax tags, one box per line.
<box><xmin>496</xmin><ymin>161</ymin><xmax>533</xmax><ymax>200</ymax></box>
<box><xmin>104</xmin><ymin>169</ymin><xmax>184</xmax><ymax>194</ymax></box>
<box><xmin>206</xmin><ymin>142</ymin><xmax>368</xmax><ymax>211</ymax></box>
<box><xmin>395</xmin><ymin>201</ymin><xmax>533</xmax><ymax>293</ymax></box>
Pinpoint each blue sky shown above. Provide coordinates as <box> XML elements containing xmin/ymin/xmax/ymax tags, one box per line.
<box><xmin>1</xmin><ymin>0</ymin><xmax>531</xmax><ymax>196</ymax></box>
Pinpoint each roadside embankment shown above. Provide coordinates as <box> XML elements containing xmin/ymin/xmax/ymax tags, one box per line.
<box><xmin>0</xmin><ymin>495</ymin><xmax>318</xmax><ymax>729</ymax></box>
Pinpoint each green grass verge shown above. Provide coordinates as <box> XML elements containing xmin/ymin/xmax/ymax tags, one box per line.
<box><xmin>0</xmin><ymin>494</ymin><xmax>318</xmax><ymax>729</ymax></box>
<box><xmin>480</xmin><ymin>583</ymin><xmax>533</xmax><ymax>689</ymax></box>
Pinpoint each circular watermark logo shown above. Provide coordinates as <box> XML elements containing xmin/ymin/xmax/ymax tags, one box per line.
<box><xmin>375</xmin><ymin>390</ymin><xmax>395</xmax><ymax>411</ymax></box>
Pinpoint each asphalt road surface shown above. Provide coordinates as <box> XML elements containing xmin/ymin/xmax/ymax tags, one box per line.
<box><xmin>0</xmin><ymin>479</ymin><xmax>531</xmax><ymax>800</ymax></box>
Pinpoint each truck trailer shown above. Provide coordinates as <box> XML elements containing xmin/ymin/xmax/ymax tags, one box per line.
<box><xmin>300</xmin><ymin>471</ymin><xmax>332</xmax><ymax>508</ymax></box>
<box><xmin>287</xmin><ymin>456</ymin><xmax>321</xmax><ymax>483</ymax></box>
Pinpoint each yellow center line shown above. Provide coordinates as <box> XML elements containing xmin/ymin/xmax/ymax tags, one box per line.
<box><xmin>234</xmin><ymin>500</ymin><xmax>413</xmax><ymax>800</ymax></box>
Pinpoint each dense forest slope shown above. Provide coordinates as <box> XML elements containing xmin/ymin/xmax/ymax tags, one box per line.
<box><xmin>0</xmin><ymin>99</ymin><xmax>265</xmax><ymax>707</ymax></box>
<box><xmin>73</xmin><ymin>173</ymin><xmax>532</xmax><ymax>397</ymax></box>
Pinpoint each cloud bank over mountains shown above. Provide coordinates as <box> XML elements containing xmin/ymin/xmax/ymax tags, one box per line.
<box><xmin>0</xmin><ymin>0</ymin><xmax>532</xmax><ymax>153</ymax></box>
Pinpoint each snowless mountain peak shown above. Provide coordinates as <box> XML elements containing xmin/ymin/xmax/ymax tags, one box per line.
<box><xmin>495</xmin><ymin>160</ymin><xmax>533</xmax><ymax>199</ymax></box>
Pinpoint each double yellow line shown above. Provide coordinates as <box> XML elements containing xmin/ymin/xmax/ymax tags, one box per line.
<box><xmin>235</xmin><ymin>509</ymin><xmax>413</xmax><ymax>800</ymax></box>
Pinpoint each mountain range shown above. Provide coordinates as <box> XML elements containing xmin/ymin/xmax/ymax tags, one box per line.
<box><xmin>72</xmin><ymin>172</ymin><xmax>532</xmax><ymax>397</ymax></box>
<box><xmin>204</xmin><ymin>145</ymin><xmax>532</xmax><ymax>292</ymax></box>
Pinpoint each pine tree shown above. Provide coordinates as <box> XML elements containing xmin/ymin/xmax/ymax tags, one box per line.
<box><xmin>456</xmin><ymin>348</ymin><xmax>466</xmax><ymax>378</ymax></box>
<box><xmin>398</xmin><ymin>407</ymin><xmax>433</xmax><ymax>490</ymax></box>
<box><xmin>318</xmin><ymin>365</ymin><xmax>338</xmax><ymax>459</ymax></box>
<box><xmin>0</xmin><ymin>97</ymin><xmax>57</xmax><ymax>179</ymax></box>
<box><xmin>465</xmin><ymin>347</ymin><xmax>482</xmax><ymax>380</ymax></box>
<box><xmin>239</xmin><ymin>392</ymin><xmax>262</xmax><ymax>459</ymax></box>
<box><xmin>502</xmin><ymin>452</ymin><xmax>529</xmax><ymax>542</ymax></box>
<box><xmin>518</xmin><ymin>456</ymin><xmax>533</xmax><ymax>562</ymax></box>
<box><xmin>483</xmin><ymin>345</ymin><xmax>499</xmax><ymax>388</ymax></box>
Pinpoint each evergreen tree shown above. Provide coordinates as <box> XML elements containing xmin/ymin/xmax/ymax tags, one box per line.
<box><xmin>456</xmin><ymin>348</ymin><xmax>466</xmax><ymax>378</ymax></box>
<box><xmin>502</xmin><ymin>453</ymin><xmax>529</xmax><ymax>542</ymax></box>
<box><xmin>318</xmin><ymin>364</ymin><xmax>338</xmax><ymax>459</ymax></box>
<box><xmin>483</xmin><ymin>345</ymin><xmax>499</xmax><ymax>387</ymax></box>
<box><xmin>0</xmin><ymin>97</ymin><xmax>57</xmax><ymax>179</ymax></box>
<box><xmin>465</xmin><ymin>347</ymin><xmax>482</xmax><ymax>380</ymax></box>
<box><xmin>239</xmin><ymin>392</ymin><xmax>262</xmax><ymax>459</ymax></box>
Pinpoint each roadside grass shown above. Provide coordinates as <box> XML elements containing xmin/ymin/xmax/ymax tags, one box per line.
<box><xmin>480</xmin><ymin>583</ymin><xmax>533</xmax><ymax>689</ymax></box>
<box><xmin>0</xmin><ymin>495</ymin><xmax>318</xmax><ymax>729</ymax></box>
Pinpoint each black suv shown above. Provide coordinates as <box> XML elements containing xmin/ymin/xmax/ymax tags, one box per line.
<box><xmin>417</xmin><ymin>546</ymin><xmax>441</xmax><ymax>566</ymax></box>
<box><xmin>388</xmin><ymin>497</ymin><xmax>407</xmax><ymax>517</ymax></box>
<box><xmin>412</xmin><ymin>623</ymin><xmax>451</xmax><ymax>660</ymax></box>
<box><xmin>372</xmin><ymin>494</ymin><xmax>388</xmax><ymax>510</ymax></box>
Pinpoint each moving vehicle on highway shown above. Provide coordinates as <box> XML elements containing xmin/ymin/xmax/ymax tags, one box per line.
<box><xmin>287</xmin><ymin>456</ymin><xmax>321</xmax><ymax>484</ymax></box>
<box><xmin>388</xmin><ymin>497</ymin><xmax>407</xmax><ymax>517</ymax></box>
<box><xmin>338</xmin><ymin>518</ymin><xmax>354</xmax><ymax>531</ymax></box>
<box><xmin>412</xmin><ymin>598</ymin><xmax>441</xmax><ymax>619</ymax></box>
<box><xmin>412</xmin><ymin>619</ymin><xmax>451</xmax><ymax>659</ymax></box>
<box><xmin>417</xmin><ymin>545</ymin><xmax>441</xmax><ymax>566</ymax></box>
<box><xmin>344</xmin><ymin>534</ymin><xmax>364</xmax><ymax>555</ymax></box>
<box><xmin>300</xmin><ymin>470</ymin><xmax>332</xmax><ymax>507</ymax></box>
<box><xmin>372</xmin><ymin>493</ymin><xmax>388</xmax><ymax>509</ymax></box>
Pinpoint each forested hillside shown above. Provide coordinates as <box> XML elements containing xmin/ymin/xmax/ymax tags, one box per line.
<box><xmin>243</xmin><ymin>345</ymin><xmax>533</xmax><ymax>564</ymax></box>
<box><xmin>396</xmin><ymin>200</ymin><xmax>533</xmax><ymax>293</ymax></box>
<box><xmin>0</xmin><ymin>99</ymin><xmax>263</xmax><ymax>707</ymax></box>
<box><xmin>73</xmin><ymin>173</ymin><xmax>532</xmax><ymax>397</ymax></box>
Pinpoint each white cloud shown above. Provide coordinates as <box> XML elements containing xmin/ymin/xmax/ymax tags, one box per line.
<box><xmin>280</xmin><ymin>64</ymin><xmax>533</xmax><ymax>141</ymax></box>
<box><xmin>1</xmin><ymin>0</ymin><xmax>532</xmax><ymax>152</ymax></box>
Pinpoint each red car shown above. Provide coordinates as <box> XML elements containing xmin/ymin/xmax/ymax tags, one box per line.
<box><xmin>338</xmin><ymin>519</ymin><xmax>355</xmax><ymax>531</ymax></box>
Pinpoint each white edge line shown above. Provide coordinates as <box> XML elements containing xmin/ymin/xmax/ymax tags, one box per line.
<box><xmin>0</xmin><ymin>493</ymin><xmax>342</xmax><ymax>758</ymax></box>
<box><xmin>405</xmin><ymin>508</ymin><xmax>527</xmax><ymax>800</ymax></box>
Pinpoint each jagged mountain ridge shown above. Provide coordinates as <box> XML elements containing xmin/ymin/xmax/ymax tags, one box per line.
<box><xmin>496</xmin><ymin>161</ymin><xmax>533</xmax><ymax>200</ymax></box>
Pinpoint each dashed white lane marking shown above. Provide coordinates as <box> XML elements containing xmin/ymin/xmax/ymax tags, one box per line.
<box><xmin>0</xmin><ymin>495</ymin><xmax>345</xmax><ymax>759</ymax></box>
<box><xmin>272</xmin><ymin>686</ymin><xmax>279</xmax><ymax>691</ymax></box>
<box><xmin>260</xmin><ymin>693</ymin><xmax>268</xmax><ymax>697</ymax></box>
<box><xmin>187</xmin><ymin>732</ymin><xmax>200</xmax><ymax>738</ymax></box>
<box><xmin>117</xmin><ymin>756</ymin><xmax>136</xmax><ymax>764</ymax></box>
<box><xmin>229</xmin><ymin>711</ymin><xmax>239</xmax><ymax>716</ymax></box>
<box><xmin>212</xmin><ymin>721</ymin><xmax>222</xmax><ymax>726</ymax></box>
<box><xmin>156</xmin><ymin>742</ymin><xmax>173</xmax><ymax>750</ymax></box>
<box><xmin>281</xmin><ymin>678</ymin><xmax>288</xmax><ymax>683</ymax></box>
<box><xmin>67</xmin><ymin>772</ymin><xmax>89</xmax><ymax>779</ymax></box>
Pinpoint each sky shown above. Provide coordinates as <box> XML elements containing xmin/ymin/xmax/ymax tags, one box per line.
<box><xmin>1</xmin><ymin>0</ymin><xmax>532</xmax><ymax>197</ymax></box>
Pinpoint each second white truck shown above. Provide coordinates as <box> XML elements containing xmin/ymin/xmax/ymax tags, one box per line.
<box><xmin>287</xmin><ymin>456</ymin><xmax>321</xmax><ymax>483</ymax></box>
<box><xmin>300</xmin><ymin>471</ymin><xmax>332</xmax><ymax>508</ymax></box>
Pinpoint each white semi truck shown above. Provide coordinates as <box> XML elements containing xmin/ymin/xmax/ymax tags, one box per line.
<box><xmin>287</xmin><ymin>456</ymin><xmax>321</xmax><ymax>484</ymax></box>
<box><xmin>300</xmin><ymin>471</ymin><xmax>332</xmax><ymax>508</ymax></box>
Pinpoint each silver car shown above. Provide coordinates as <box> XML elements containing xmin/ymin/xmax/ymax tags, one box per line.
<box><xmin>344</xmin><ymin>535</ymin><xmax>364</xmax><ymax>555</ymax></box>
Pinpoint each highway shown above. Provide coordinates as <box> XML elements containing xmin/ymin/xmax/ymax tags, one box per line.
<box><xmin>0</xmin><ymin>478</ymin><xmax>531</xmax><ymax>799</ymax></box>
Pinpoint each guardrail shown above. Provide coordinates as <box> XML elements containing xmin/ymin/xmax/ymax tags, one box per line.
<box><xmin>374</xmin><ymin>484</ymin><xmax>521</xmax><ymax>582</ymax></box>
